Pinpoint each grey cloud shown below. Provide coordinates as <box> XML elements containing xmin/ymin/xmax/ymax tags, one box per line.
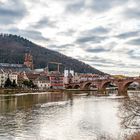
<box><xmin>21</xmin><ymin>30</ymin><xmax>49</xmax><ymax>42</ymax></box>
<box><xmin>127</xmin><ymin>38</ymin><xmax>140</xmax><ymax>46</ymax></box>
<box><xmin>90</xmin><ymin>26</ymin><xmax>110</xmax><ymax>34</ymax></box>
<box><xmin>79</xmin><ymin>56</ymin><xmax>113</xmax><ymax>64</ymax></box>
<box><xmin>47</xmin><ymin>44</ymin><xmax>74</xmax><ymax>52</ymax></box>
<box><xmin>32</xmin><ymin>17</ymin><xmax>57</xmax><ymax>29</ymax></box>
<box><xmin>91</xmin><ymin>0</ymin><xmax>129</xmax><ymax>13</ymax></box>
<box><xmin>128</xmin><ymin>64</ymin><xmax>140</xmax><ymax>68</ymax></box>
<box><xmin>123</xmin><ymin>8</ymin><xmax>140</xmax><ymax>19</ymax></box>
<box><xmin>57</xmin><ymin>29</ymin><xmax>76</xmax><ymax>36</ymax></box>
<box><xmin>130</xmin><ymin>55</ymin><xmax>140</xmax><ymax>60</ymax></box>
<box><xmin>127</xmin><ymin>50</ymin><xmax>140</xmax><ymax>60</ymax></box>
<box><xmin>76</xmin><ymin>26</ymin><xmax>110</xmax><ymax>45</ymax></box>
<box><xmin>90</xmin><ymin>0</ymin><xmax>112</xmax><ymax>13</ymax></box>
<box><xmin>85</xmin><ymin>46</ymin><xmax>110</xmax><ymax>53</ymax></box>
<box><xmin>8</xmin><ymin>28</ymin><xmax>49</xmax><ymax>42</ymax></box>
<box><xmin>0</xmin><ymin>0</ymin><xmax>27</xmax><ymax>25</ymax></box>
<box><xmin>87</xmin><ymin>56</ymin><xmax>115</xmax><ymax>64</ymax></box>
<box><xmin>79</xmin><ymin>55</ymin><xmax>130</xmax><ymax>68</ymax></box>
<box><xmin>48</xmin><ymin>44</ymin><xmax>74</xmax><ymax>49</ymax></box>
<box><xmin>76</xmin><ymin>35</ymin><xmax>107</xmax><ymax>44</ymax></box>
<box><xmin>93</xmin><ymin>63</ymin><xmax>114</xmax><ymax>68</ymax></box>
<box><xmin>115</xmin><ymin>31</ymin><xmax>140</xmax><ymax>39</ymax></box>
<box><xmin>66</xmin><ymin>0</ymin><xmax>86</xmax><ymax>13</ymax></box>
<box><xmin>82</xmin><ymin>26</ymin><xmax>110</xmax><ymax>36</ymax></box>
<box><xmin>65</xmin><ymin>0</ymin><xmax>129</xmax><ymax>14</ymax></box>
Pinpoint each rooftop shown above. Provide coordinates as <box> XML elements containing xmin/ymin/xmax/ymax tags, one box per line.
<box><xmin>0</xmin><ymin>63</ymin><xmax>31</xmax><ymax>72</ymax></box>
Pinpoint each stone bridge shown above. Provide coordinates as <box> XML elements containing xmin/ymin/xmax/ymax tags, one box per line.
<box><xmin>65</xmin><ymin>77</ymin><xmax>140</xmax><ymax>96</ymax></box>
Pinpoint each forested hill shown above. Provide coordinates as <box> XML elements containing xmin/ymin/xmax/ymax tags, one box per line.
<box><xmin>0</xmin><ymin>34</ymin><xmax>104</xmax><ymax>74</ymax></box>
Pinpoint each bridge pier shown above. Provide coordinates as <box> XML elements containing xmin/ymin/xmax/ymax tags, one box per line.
<box><xmin>117</xmin><ymin>87</ymin><xmax>128</xmax><ymax>96</ymax></box>
<box><xmin>97</xmin><ymin>87</ymin><xmax>108</xmax><ymax>95</ymax></box>
<box><xmin>116</xmin><ymin>82</ymin><xmax>128</xmax><ymax>96</ymax></box>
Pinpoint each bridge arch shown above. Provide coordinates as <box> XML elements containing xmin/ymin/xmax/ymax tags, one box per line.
<box><xmin>73</xmin><ymin>85</ymin><xmax>80</xmax><ymax>89</ymax></box>
<box><xmin>101</xmin><ymin>81</ymin><xmax>118</xmax><ymax>89</ymax></box>
<box><xmin>81</xmin><ymin>82</ymin><xmax>92</xmax><ymax>89</ymax></box>
<box><xmin>122</xmin><ymin>80</ymin><xmax>140</xmax><ymax>91</ymax></box>
<box><xmin>66</xmin><ymin>85</ymin><xmax>73</xmax><ymax>89</ymax></box>
<box><xmin>101</xmin><ymin>81</ymin><xmax>111</xmax><ymax>89</ymax></box>
<box><xmin>82</xmin><ymin>82</ymin><xmax>98</xmax><ymax>90</ymax></box>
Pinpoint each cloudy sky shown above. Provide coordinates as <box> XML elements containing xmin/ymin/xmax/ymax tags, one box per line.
<box><xmin>0</xmin><ymin>0</ymin><xmax>140</xmax><ymax>76</ymax></box>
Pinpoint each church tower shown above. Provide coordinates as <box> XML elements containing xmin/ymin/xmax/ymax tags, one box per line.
<box><xmin>24</xmin><ymin>50</ymin><xmax>34</xmax><ymax>70</ymax></box>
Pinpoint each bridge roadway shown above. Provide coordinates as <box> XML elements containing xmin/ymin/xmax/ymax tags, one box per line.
<box><xmin>65</xmin><ymin>77</ymin><xmax>140</xmax><ymax>96</ymax></box>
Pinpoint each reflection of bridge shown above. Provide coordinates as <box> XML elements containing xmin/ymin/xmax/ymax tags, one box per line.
<box><xmin>65</xmin><ymin>77</ymin><xmax>140</xmax><ymax>95</ymax></box>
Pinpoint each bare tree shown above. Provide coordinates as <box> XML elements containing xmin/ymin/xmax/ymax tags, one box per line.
<box><xmin>119</xmin><ymin>94</ymin><xmax>140</xmax><ymax>130</ymax></box>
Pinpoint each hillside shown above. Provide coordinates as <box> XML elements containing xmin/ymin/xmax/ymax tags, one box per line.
<box><xmin>0</xmin><ymin>34</ymin><xmax>104</xmax><ymax>74</ymax></box>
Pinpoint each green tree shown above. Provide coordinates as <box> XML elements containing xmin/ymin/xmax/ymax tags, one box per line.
<box><xmin>12</xmin><ymin>80</ymin><xmax>17</xmax><ymax>87</ymax></box>
<box><xmin>29</xmin><ymin>80</ymin><xmax>34</xmax><ymax>87</ymax></box>
<box><xmin>22</xmin><ymin>80</ymin><xmax>30</xmax><ymax>87</ymax></box>
<box><xmin>4</xmin><ymin>77</ymin><xmax>12</xmax><ymax>88</ymax></box>
<box><xmin>22</xmin><ymin>80</ymin><xmax>35</xmax><ymax>88</ymax></box>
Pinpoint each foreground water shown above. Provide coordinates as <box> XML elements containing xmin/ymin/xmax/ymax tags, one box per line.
<box><xmin>0</xmin><ymin>92</ymin><xmax>137</xmax><ymax>140</ymax></box>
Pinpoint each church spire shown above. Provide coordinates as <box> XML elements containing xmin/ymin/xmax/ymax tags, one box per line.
<box><xmin>24</xmin><ymin>47</ymin><xmax>34</xmax><ymax>70</ymax></box>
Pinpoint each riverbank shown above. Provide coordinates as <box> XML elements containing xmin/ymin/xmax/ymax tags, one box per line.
<box><xmin>0</xmin><ymin>88</ymin><xmax>101</xmax><ymax>94</ymax></box>
<box><xmin>0</xmin><ymin>88</ymin><xmax>67</xmax><ymax>94</ymax></box>
<box><xmin>1</xmin><ymin>88</ymin><xmax>139</xmax><ymax>95</ymax></box>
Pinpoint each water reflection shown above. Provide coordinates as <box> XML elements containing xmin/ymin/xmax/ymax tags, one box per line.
<box><xmin>0</xmin><ymin>91</ymin><xmax>139</xmax><ymax>140</ymax></box>
<box><xmin>0</xmin><ymin>92</ymin><xmax>69</xmax><ymax>113</ymax></box>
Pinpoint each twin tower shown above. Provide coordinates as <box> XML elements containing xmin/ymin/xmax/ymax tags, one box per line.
<box><xmin>24</xmin><ymin>51</ymin><xmax>34</xmax><ymax>70</ymax></box>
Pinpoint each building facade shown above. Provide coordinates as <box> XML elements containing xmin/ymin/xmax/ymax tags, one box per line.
<box><xmin>49</xmin><ymin>72</ymin><xmax>64</xmax><ymax>89</ymax></box>
<box><xmin>0</xmin><ymin>69</ymin><xmax>18</xmax><ymax>87</ymax></box>
<box><xmin>34</xmin><ymin>76</ymin><xmax>51</xmax><ymax>90</ymax></box>
<box><xmin>63</xmin><ymin>70</ymin><xmax>74</xmax><ymax>84</ymax></box>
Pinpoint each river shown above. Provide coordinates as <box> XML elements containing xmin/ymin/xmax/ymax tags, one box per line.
<box><xmin>0</xmin><ymin>91</ymin><xmax>139</xmax><ymax>140</ymax></box>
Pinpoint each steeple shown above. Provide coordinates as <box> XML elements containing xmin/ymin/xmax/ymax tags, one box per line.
<box><xmin>24</xmin><ymin>48</ymin><xmax>34</xmax><ymax>70</ymax></box>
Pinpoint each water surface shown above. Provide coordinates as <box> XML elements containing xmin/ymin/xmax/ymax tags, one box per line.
<box><xmin>0</xmin><ymin>92</ymin><xmax>134</xmax><ymax>140</ymax></box>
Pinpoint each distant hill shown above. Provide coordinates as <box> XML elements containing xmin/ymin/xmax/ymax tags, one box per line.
<box><xmin>0</xmin><ymin>34</ymin><xmax>104</xmax><ymax>74</ymax></box>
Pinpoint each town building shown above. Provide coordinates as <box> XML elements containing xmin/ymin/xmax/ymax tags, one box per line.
<box><xmin>64</xmin><ymin>69</ymin><xmax>74</xmax><ymax>84</ymax></box>
<box><xmin>34</xmin><ymin>75</ymin><xmax>50</xmax><ymax>90</ymax></box>
<box><xmin>9</xmin><ymin>72</ymin><xmax>18</xmax><ymax>84</ymax></box>
<box><xmin>0</xmin><ymin>50</ymin><xmax>33</xmax><ymax>73</ymax></box>
<box><xmin>49</xmin><ymin>71</ymin><xmax>64</xmax><ymax>89</ymax></box>
<box><xmin>0</xmin><ymin>63</ymin><xmax>30</xmax><ymax>72</ymax></box>
<box><xmin>0</xmin><ymin>69</ymin><xmax>5</xmax><ymax>87</ymax></box>
<box><xmin>0</xmin><ymin>69</ymin><xmax>18</xmax><ymax>87</ymax></box>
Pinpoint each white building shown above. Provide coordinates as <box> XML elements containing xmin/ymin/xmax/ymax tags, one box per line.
<box><xmin>34</xmin><ymin>76</ymin><xmax>51</xmax><ymax>90</ymax></box>
<box><xmin>0</xmin><ymin>69</ymin><xmax>5</xmax><ymax>87</ymax></box>
<box><xmin>64</xmin><ymin>69</ymin><xmax>74</xmax><ymax>84</ymax></box>
<box><xmin>9</xmin><ymin>73</ymin><xmax>18</xmax><ymax>84</ymax></box>
<box><xmin>0</xmin><ymin>69</ymin><xmax>18</xmax><ymax>87</ymax></box>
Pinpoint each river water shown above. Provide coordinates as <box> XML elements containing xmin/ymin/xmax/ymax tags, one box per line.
<box><xmin>0</xmin><ymin>91</ymin><xmax>138</xmax><ymax>140</ymax></box>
